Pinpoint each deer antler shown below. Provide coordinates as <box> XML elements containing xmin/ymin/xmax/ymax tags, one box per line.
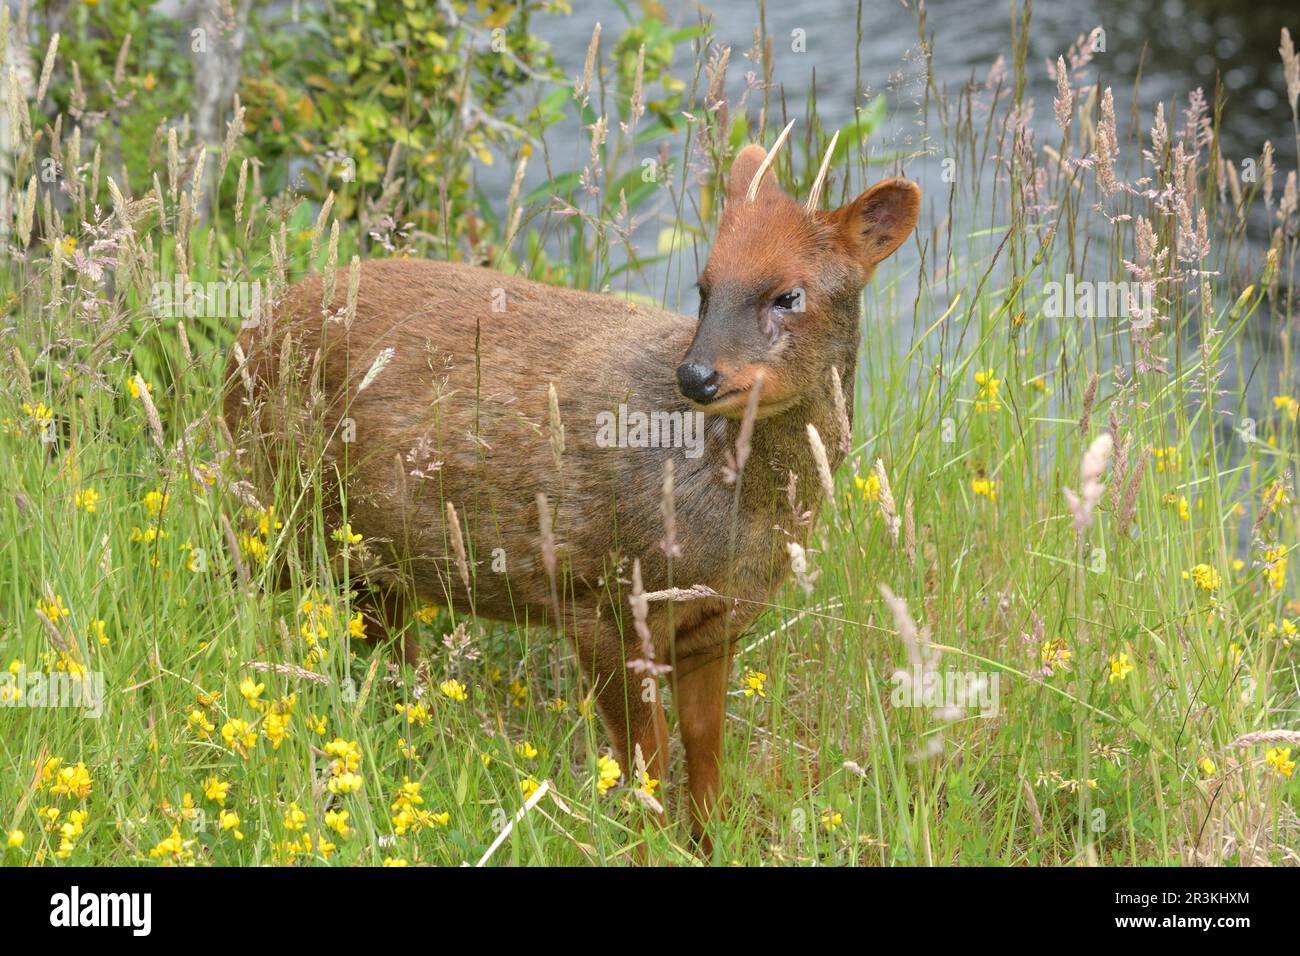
<box><xmin>804</xmin><ymin>130</ymin><xmax>840</xmax><ymax>213</ymax></box>
<box><xmin>745</xmin><ymin>119</ymin><xmax>797</xmax><ymax>203</ymax></box>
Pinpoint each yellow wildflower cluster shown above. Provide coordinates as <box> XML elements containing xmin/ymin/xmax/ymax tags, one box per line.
<box><xmin>148</xmin><ymin>825</ymin><xmax>194</xmax><ymax>865</ymax></box>
<box><xmin>239</xmin><ymin>505</ymin><xmax>282</xmax><ymax>565</ymax></box>
<box><xmin>974</xmin><ymin>369</ymin><xmax>1002</xmax><ymax>413</ymax></box>
<box><xmin>324</xmin><ymin>738</ymin><xmax>364</xmax><ymax>794</ymax></box>
<box><xmin>35</xmin><ymin>758</ymin><xmax>94</xmax><ymax>859</ymax></box>
<box><xmin>390</xmin><ymin>777</ymin><xmax>449</xmax><ymax>834</ymax></box>
<box><xmin>1153</xmin><ymin>446</ymin><xmax>1183</xmax><ymax>473</ymax></box>
<box><xmin>1265</xmin><ymin>747</ymin><xmax>1296</xmax><ymax>778</ymax></box>
<box><xmin>1261</xmin><ymin>545</ymin><xmax>1289</xmax><ymax>592</ymax></box>
<box><xmin>1265</xmin><ymin>619</ymin><xmax>1298</xmax><ymax>648</ymax></box>
<box><xmin>1108</xmin><ymin>651</ymin><xmax>1134</xmax><ymax>684</ymax></box>
<box><xmin>1184</xmin><ymin>564</ymin><xmax>1221</xmax><ymax>593</ymax></box>
<box><xmin>596</xmin><ymin>754</ymin><xmax>622</xmax><ymax>795</ymax></box>
<box><xmin>854</xmin><ymin>472</ymin><xmax>881</xmax><ymax>502</ymax></box>
<box><xmin>1039</xmin><ymin>639</ymin><xmax>1072</xmax><ymax>676</ymax></box>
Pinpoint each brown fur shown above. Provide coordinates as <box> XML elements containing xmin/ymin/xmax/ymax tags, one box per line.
<box><xmin>223</xmin><ymin>140</ymin><xmax>919</xmax><ymax>849</ymax></box>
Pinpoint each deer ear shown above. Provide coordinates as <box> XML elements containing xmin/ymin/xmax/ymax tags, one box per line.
<box><xmin>833</xmin><ymin>177</ymin><xmax>921</xmax><ymax>266</ymax></box>
<box><xmin>727</xmin><ymin>144</ymin><xmax>785</xmax><ymax>205</ymax></box>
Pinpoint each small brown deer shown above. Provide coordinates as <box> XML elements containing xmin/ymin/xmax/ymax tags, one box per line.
<box><xmin>224</xmin><ymin>128</ymin><xmax>919</xmax><ymax>847</ymax></box>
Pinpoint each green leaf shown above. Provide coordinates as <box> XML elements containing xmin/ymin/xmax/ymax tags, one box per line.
<box><xmin>830</xmin><ymin>96</ymin><xmax>887</xmax><ymax>166</ymax></box>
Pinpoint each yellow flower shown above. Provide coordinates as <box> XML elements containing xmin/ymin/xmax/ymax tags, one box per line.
<box><xmin>239</xmin><ymin>533</ymin><xmax>268</xmax><ymax>564</ymax></box>
<box><xmin>239</xmin><ymin>676</ymin><xmax>266</xmax><ymax>706</ymax></box>
<box><xmin>324</xmin><ymin>738</ymin><xmax>361</xmax><ymax>773</ymax></box>
<box><xmin>414</xmin><ymin>604</ymin><xmax>440</xmax><ymax>624</ymax></box>
<box><xmin>348</xmin><ymin>612</ymin><xmax>368</xmax><ymax>639</ymax></box>
<box><xmin>1040</xmin><ymin>639</ymin><xmax>1073</xmax><ymax>675</ymax></box>
<box><xmin>73</xmin><ymin>488</ymin><xmax>100</xmax><ymax>513</ymax></box>
<box><xmin>283</xmin><ymin>802</ymin><xmax>307</xmax><ymax>831</ymax></box>
<box><xmin>89</xmin><ymin>619</ymin><xmax>108</xmax><ymax>646</ymax></box>
<box><xmin>219</xmin><ymin>810</ymin><xmax>244</xmax><ymax>841</ymax></box>
<box><xmin>741</xmin><ymin>669</ymin><xmax>767</xmax><ymax>699</ymax></box>
<box><xmin>508</xmin><ymin>679</ymin><xmax>528</xmax><ymax>706</ymax></box>
<box><xmin>7</xmin><ymin>829</ymin><xmax>24</xmax><ymax>849</ymax></box>
<box><xmin>1262</xmin><ymin>545</ymin><xmax>1289</xmax><ymax>592</ymax></box>
<box><xmin>221</xmin><ymin>718</ymin><xmax>257</xmax><ymax>757</ymax></box>
<box><xmin>1184</xmin><ymin>564</ymin><xmax>1221</xmax><ymax>593</ymax></box>
<box><xmin>1262</xmin><ymin>479</ymin><xmax>1292</xmax><ymax>513</ymax></box>
<box><xmin>439</xmin><ymin>678</ymin><xmax>468</xmax><ymax>702</ymax></box>
<box><xmin>148</xmin><ymin>826</ymin><xmax>191</xmax><ymax>864</ymax></box>
<box><xmin>144</xmin><ymin>489</ymin><xmax>169</xmax><ymax>517</ymax></box>
<box><xmin>971</xmin><ymin>477</ymin><xmax>997</xmax><ymax>501</ymax></box>
<box><xmin>1273</xmin><ymin>395</ymin><xmax>1299</xmax><ymax>422</ymax></box>
<box><xmin>36</xmin><ymin>594</ymin><xmax>69</xmax><ymax>624</ymax></box>
<box><xmin>391</xmin><ymin>777</ymin><xmax>447</xmax><ymax>834</ymax></box>
<box><xmin>332</xmin><ymin>524</ymin><xmax>363</xmax><ymax>546</ymax></box>
<box><xmin>1265</xmin><ymin>747</ymin><xmax>1296</xmax><ymax>779</ymax></box>
<box><xmin>50</xmin><ymin>762</ymin><xmax>93</xmax><ymax>799</ymax></box>
<box><xmin>188</xmin><ymin>709</ymin><xmax>215</xmax><ymax>738</ymax></box>
<box><xmin>515</xmin><ymin>741</ymin><xmax>538</xmax><ymax>760</ymax></box>
<box><xmin>126</xmin><ymin>376</ymin><xmax>153</xmax><ymax>400</ymax></box>
<box><xmin>596</xmin><ymin>754</ymin><xmax>622</xmax><ymax>795</ymax></box>
<box><xmin>202</xmin><ymin>776</ymin><xmax>229</xmax><ymax>806</ymax></box>
<box><xmin>324</xmin><ymin>738</ymin><xmax>364</xmax><ymax>794</ymax></box>
<box><xmin>1267</xmin><ymin>618</ymin><xmax>1298</xmax><ymax>648</ymax></box>
<box><xmin>1108</xmin><ymin>651</ymin><xmax>1134</xmax><ymax>684</ymax></box>
<box><xmin>974</xmin><ymin>368</ymin><xmax>1002</xmax><ymax>412</ymax></box>
<box><xmin>264</xmin><ymin>710</ymin><xmax>291</xmax><ymax>749</ymax></box>
<box><xmin>853</xmin><ymin>472</ymin><xmax>881</xmax><ymax>502</ymax></box>
<box><xmin>328</xmin><ymin>772</ymin><xmax>363</xmax><ymax>795</ymax></box>
<box><xmin>1163</xmin><ymin>493</ymin><xmax>1190</xmax><ymax>522</ymax></box>
<box><xmin>325</xmin><ymin>809</ymin><xmax>352</xmax><ymax>838</ymax></box>
<box><xmin>821</xmin><ymin>809</ymin><xmax>843</xmax><ymax>832</ymax></box>
<box><xmin>1199</xmin><ymin>757</ymin><xmax>1217</xmax><ymax>776</ymax></box>
<box><xmin>254</xmin><ymin>505</ymin><xmax>282</xmax><ymax>538</ymax></box>
<box><xmin>1153</xmin><ymin>446</ymin><xmax>1183</xmax><ymax>473</ymax></box>
<box><xmin>395</xmin><ymin>701</ymin><xmax>430</xmax><ymax>725</ymax></box>
<box><xmin>383</xmin><ymin>857</ymin><xmax>408</xmax><ymax>867</ymax></box>
<box><xmin>520</xmin><ymin>776</ymin><xmax>540</xmax><ymax>800</ymax></box>
<box><xmin>56</xmin><ymin>809</ymin><xmax>88</xmax><ymax>859</ymax></box>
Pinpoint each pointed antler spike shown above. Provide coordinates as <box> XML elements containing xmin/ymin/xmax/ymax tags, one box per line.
<box><xmin>745</xmin><ymin>118</ymin><xmax>797</xmax><ymax>203</ymax></box>
<box><xmin>804</xmin><ymin>129</ymin><xmax>840</xmax><ymax>213</ymax></box>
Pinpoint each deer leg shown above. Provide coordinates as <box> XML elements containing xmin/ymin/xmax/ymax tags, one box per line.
<box><xmin>673</xmin><ymin>643</ymin><xmax>737</xmax><ymax>850</ymax></box>
<box><xmin>573</xmin><ymin>622</ymin><xmax>669</xmax><ymax>806</ymax></box>
<box><xmin>356</xmin><ymin>580</ymin><xmax>418</xmax><ymax>666</ymax></box>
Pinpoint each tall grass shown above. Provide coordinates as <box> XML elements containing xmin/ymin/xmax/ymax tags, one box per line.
<box><xmin>1</xmin><ymin>2</ymin><xmax>1298</xmax><ymax>866</ymax></box>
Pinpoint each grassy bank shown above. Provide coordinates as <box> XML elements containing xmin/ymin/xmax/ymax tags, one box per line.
<box><xmin>1</xmin><ymin>2</ymin><xmax>1298</xmax><ymax>866</ymax></box>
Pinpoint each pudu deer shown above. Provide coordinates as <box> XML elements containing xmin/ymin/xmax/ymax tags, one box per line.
<box><xmin>224</xmin><ymin>124</ymin><xmax>920</xmax><ymax>847</ymax></box>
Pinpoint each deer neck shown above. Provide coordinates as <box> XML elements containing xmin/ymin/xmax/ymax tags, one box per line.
<box><xmin>741</xmin><ymin>300</ymin><xmax>860</xmax><ymax>521</ymax></box>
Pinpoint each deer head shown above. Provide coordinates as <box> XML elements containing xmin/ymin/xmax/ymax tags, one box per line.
<box><xmin>677</xmin><ymin>125</ymin><xmax>921</xmax><ymax>419</ymax></box>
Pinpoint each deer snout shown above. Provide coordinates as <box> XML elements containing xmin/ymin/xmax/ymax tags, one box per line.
<box><xmin>676</xmin><ymin>361</ymin><xmax>721</xmax><ymax>404</ymax></box>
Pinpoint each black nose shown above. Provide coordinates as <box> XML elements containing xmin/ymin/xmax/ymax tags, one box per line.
<box><xmin>676</xmin><ymin>361</ymin><xmax>720</xmax><ymax>403</ymax></box>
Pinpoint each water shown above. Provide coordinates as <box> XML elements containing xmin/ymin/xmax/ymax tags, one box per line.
<box><xmin>500</xmin><ymin>0</ymin><xmax>1298</xmax><ymax>421</ymax></box>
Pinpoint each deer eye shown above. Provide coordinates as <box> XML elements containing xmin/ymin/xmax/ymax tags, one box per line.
<box><xmin>773</xmin><ymin>290</ymin><xmax>803</xmax><ymax>312</ymax></box>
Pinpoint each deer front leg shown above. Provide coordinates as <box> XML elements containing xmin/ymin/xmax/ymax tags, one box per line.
<box><xmin>573</xmin><ymin>621</ymin><xmax>670</xmax><ymax>806</ymax></box>
<box><xmin>356</xmin><ymin>580</ymin><xmax>419</xmax><ymax>666</ymax></box>
<box><xmin>673</xmin><ymin>644</ymin><xmax>736</xmax><ymax>850</ymax></box>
